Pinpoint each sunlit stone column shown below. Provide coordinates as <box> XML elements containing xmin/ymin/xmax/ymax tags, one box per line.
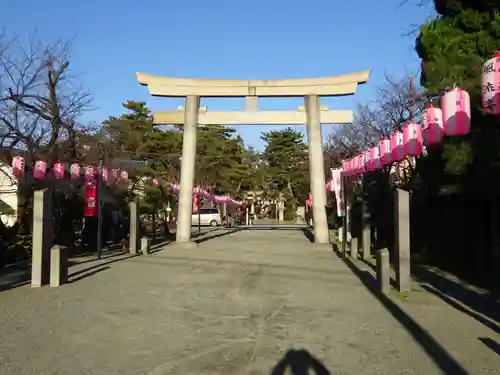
<box><xmin>305</xmin><ymin>95</ymin><xmax>329</xmax><ymax>244</ymax></box>
<box><xmin>176</xmin><ymin>95</ymin><xmax>199</xmax><ymax>245</ymax></box>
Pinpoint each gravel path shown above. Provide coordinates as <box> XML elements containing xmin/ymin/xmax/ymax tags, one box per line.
<box><xmin>0</xmin><ymin>227</ymin><xmax>498</xmax><ymax>374</ymax></box>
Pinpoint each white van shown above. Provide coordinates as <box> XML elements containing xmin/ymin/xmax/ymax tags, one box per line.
<box><xmin>191</xmin><ymin>208</ymin><xmax>222</xmax><ymax>226</ymax></box>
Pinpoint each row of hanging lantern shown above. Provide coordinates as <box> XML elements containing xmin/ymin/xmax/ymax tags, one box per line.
<box><xmin>10</xmin><ymin>157</ymin><xmax>132</xmax><ymax>185</ymax></box>
<box><xmin>170</xmin><ymin>183</ymin><xmax>243</xmax><ymax>206</ymax></box>
<box><xmin>341</xmin><ymin>85</ymin><xmax>472</xmax><ymax>177</ymax></box>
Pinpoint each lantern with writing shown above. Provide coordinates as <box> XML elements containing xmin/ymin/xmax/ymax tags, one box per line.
<box><xmin>101</xmin><ymin>167</ymin><xmax>108</xmax><ymax>184</ymax></box>
<box><xmin>390</xmin><ymin>130</ymin><xmax>405</xmax><ymax>162</ymax></box>
<box><xmin>53</xmin><ymin>162</ymin><xmax>64</xmax><ymax>179</ymax></box>
<box><xmin>85</xmin><ymin>165</ymin><xmax>95</xmax><ymax>181</ymax></box>
<box><xmin>70</xmin><ymin>164</ymin><xmax>80</xmax><ymax>180</ymax></box>
<box><xmin>379</xmin><ymin>138</ymin><xmax>392</xmax><ymax>166</ymax></box>
<box><xmin>12</xmin><ymin>156</ymin><xmax>25</xmax><ymax>178</ymax></box>
<box><xmin>482</xmin><ymin>53</ymin><xmax>500</xmax><ymax>115</ymax></box>
<box><xmin>33</xmin><ymin>160</ymin><xmax>47</xmax><ymax>180</ymax></box>
<box><xmin>442</xmin><ymin>88</ymin><xmax>471</xmax><ymax>136</ymax></box>
<box><xmin>421</xmin><ymin>106</ymin><xmax>444</xmax><ymax>145</ymax></box>
<box><xmin>403</xmin><ymin>122</ymin><xmax>423</xmax><ymax>157</ymax></box>
<box><xmin>120</xmin><ymin>170</ymin><xmax>128</xmax><ymax>184</ymax></box>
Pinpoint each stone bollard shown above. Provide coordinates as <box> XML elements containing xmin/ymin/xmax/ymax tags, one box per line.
<box><xmin>376</xmin><ymin>248</ymin><xmax>390</xmax><ymax>295</ymax></box>
<box><xmin>31</xmin><ymin>188</ymin><xmax>52</xmax><ymax>287</ymax></box>
<box><xmin>141</xmin><ymin>237</ymin><xmax>151</xmax><ymax>254</ymax></box>
<box><xmin>394</xmin><ymin>188</ymin><xmax>411</xmax><ymax>293</ymax></box>
<box><xmin>350</xmin><ymin>237</ymin><xmax>358</xmax><ymax>259</ymax></box>
<box><xmin>129</xmin><ymin>199</ymin><xmax>139</xmax><ymax>254</ymax></box>
<box><xmin>50</xmin><ymin>245</ymin><xmax>68</xmax><ymax>287</ymax></box>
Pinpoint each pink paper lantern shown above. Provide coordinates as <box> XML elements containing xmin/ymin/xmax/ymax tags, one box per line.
<box><xmin>482</xmin><ymin>53</ymin><xmax>500</xmax><ymax>115</ymax></box>
<box><xmin>367</xmin><ymin>147</ymin><xmax>381</xmax><ymax>171</ymax></box>
<box><xmin>357</xmin><ymin>153</ymin><xmax>366</xmax><ymax>175</ymax></box>
<box><xmin>53</xmin><ymin>162</ymin><xmax>64</xmax><ymax>179</ymax></box>
<box><xmin>379</xmin><ymin>138</ymin><xmax>392</xmax><ymax>166</ymax></box>
<box><xmin>110</xmin><ymin>169</ymin><xmax>118</xmax><ymax>183</ymax></box>
<box><xmin>85</xmin><ymin>165</ymin><xmax>95</xmax><ymax>181</ymax></box>
<box><xmin>152</xmin><ymin>178</ymin><xmax>159</xmax><ymax>187</ymax></box>
<box><xmin>441</xmin><ymin>88</ymin><xmax>471</xmax><ymax>136</ymax></box>
<box><xmin>12</xmin><ymin>156</ymin><xmax>25</xmax><ymax>178</ymax></box>
<box><xmin>403</xmin><ymin>122</ymin><xmax>423</xmax><ymax>157</ymax></box>
<box><xmin>101</xmin><ymin>167</ymin><xmax>108</xmax><ymax>184</ymax></box>
<box><xmin>120</xmin><ymin>170</ymin><xmax>128</xmax><ymax>184</ymax></box>
<box><xmin>390</xmin><ymin>130</ymin><xmax>405</xmax><ymax>162</ymax></box>
<box><xmin>421</xmin><ymin>106</ymin><xmax>444</xmax><ymax>145</ymax></box>
<box><xmin>70</xmin><ymin>163</ymin><xmax>80</xmax><ymax>180</ymax></box>
<box><xmin>33</xmin><ymin>160</ymin><xmax>47</xmax><ymax>180</ymax></box>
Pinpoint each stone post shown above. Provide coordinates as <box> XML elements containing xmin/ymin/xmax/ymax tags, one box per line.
<box><xmin>350</xmin><ymin>237</ymin><xmax>358</xmax><ymax>259</ymax></box>
<box><xmin>176</xmin><ymin>95</ymin><xmax>199</xmax><ymax>246</ymax></box>
<box><xmin>376</xmin><ymin>248</ymin><xmax>390</xmax><ymax>295</ymax></box>
<box><xmin>129</xmin><ymin>199</ymin><xmax>139</xmax><ymax>254</ymax></box>
<box><xmin>31</xmin><ymin>188</ymin><xmax>52</xmax><ymax>287</ymax></box>
<box><xmin>362</xmin><ymin>201</ymin><xmax>371</xmax><ymax>260</ymax></box>
<box><xmin>394</xmin><ymin>188</ymin><xmax>411</xmax><ymax>293</ymax></box>
<box><xmin>50</xmin><ymin>245</ymin><xmax>68</xmax><ymax>287</ymax></box>
<box><xmin>141</xmin><ymin>237</ymin><xmax>151</xmax><ymax>254</ymax></box>
<box><xmin>305</xmin><ymin>95</ymin><xmax>329</xmax><ymax>244</ymax></box>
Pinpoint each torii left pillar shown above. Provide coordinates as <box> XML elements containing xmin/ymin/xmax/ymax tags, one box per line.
<box><xmin>305</xmin><ymin>95</ymin><xmax>329</xmax><ymax>244</ymax></box>
<box><xmin>175</xmin><ymin>95</ymin><xmax>199</xmax><ymax>248</ymax></box>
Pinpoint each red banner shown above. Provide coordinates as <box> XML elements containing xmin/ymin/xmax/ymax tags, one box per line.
<box><xmin>84</xmin><ymin>178</ymin><xmax>98</xmax><ymax>217</ymax></box>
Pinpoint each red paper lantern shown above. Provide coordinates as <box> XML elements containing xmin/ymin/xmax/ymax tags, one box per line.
<box><xmin>53</xmin><ymin>162</ymin><xmax>64</xmax><ymax>179</ymax></box>
<box><xmin>421</xmin><ymin>106</ymin><xmax>444</xmax><ymax>145</ymax></box>
<box><xmin>390</xmin><ymin>130</ymin><xmax>405</xmax><ymax>162</ymax></box>
<box><xmin>33</xmin><ymin>160</ymin><xmax>47</xmax><ymax>180</ymax></box>
<box><xmin>482</xmin><ymin>53</ymin><xmax>500</xmax><ymax>115</ymax></box>
<box><xmin>442</xmin><ymin>88</ymin><xmax>471</xmax><ymax>136</ymax></box>
<box><xmin>403</xmin><ymin>122</ymin><xmax>423</xmax><ymax>157</ymax></box>
<box><xmin>379</xmin><ymin>138</ymin><xmax>392</xmax><ymax>166</ymax></box>
<box><xmin>12</xmin><ymin>156</ymin><xmax>25</xmax><ymax>178</ymax></box>
<box><xmin>70</xmin><ymin>163</ymin><xmax>80</xmax><ymax>180</ymax></box>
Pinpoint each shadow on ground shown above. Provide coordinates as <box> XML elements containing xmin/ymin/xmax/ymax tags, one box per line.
<box><xmin>478</xmin><ymin>337</ymin><xmax>500</xmax><ymax>356</ymax></box>
<box><xmin>270</xmin><ymin>348</ymin><xmax>331</xmax><ymax>375</ymax></box>
<box><xmin>413</xmin><ymin>266</ymin><xmax>500</xmax><ymax>329</ymax></box>
<box><xmin>338</xmin><ymin>249</ymin><xmax>470</xmax><ymax>375</ymax></box>
<box><xmin>0</xmin><ymin>251</ymin><xmax>139</xmax><ymax>292</ymax></box>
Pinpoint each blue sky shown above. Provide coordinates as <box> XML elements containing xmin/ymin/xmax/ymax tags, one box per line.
<box><xmin>2</xmin><ymin>0</ymin><xmax>433</xmax><ymax>150</ymax></box>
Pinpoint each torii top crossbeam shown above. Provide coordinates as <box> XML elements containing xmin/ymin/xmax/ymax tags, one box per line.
<box><xmin>136</xmin><ymin>70</ymin><xmax>370</xmax><ymax>97</ymax></box>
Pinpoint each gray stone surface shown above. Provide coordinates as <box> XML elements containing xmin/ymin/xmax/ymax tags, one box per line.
<box><xmin>0</xmin><ymin>227</ymin><xmax>498</xmax><ymax>374</ymax></box>
<box><xmin>49</xmin><ymin>245</ymin><xmax>68</xmax><ymax>287</ymax></box>
<box><xmin>350</xmin><ymin>237</ymin><xmax>358</xmax><ymax>259</ymax></box>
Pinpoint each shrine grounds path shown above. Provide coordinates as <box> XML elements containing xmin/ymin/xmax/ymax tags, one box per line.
<box><xmin>0</xmin><ymin>225</ymin><xmax>499</xmax><ymax>374</ymax></box>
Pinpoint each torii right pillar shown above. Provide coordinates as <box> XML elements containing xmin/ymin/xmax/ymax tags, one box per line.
<box><xmin>305</xmin><ymin>95</ymin><xmax>329</xmax><ymax>244</ymax></box>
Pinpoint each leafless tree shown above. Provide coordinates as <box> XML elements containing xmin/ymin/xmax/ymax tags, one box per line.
<box><xmin>0</xmin><ymin>31</ymin><xmax>93</xmax><ymax>163</ymax></box>
<box><xmin>326</xmin><ymin>74</ymin><xmax>425</xmax><ymax>157</ymax></box>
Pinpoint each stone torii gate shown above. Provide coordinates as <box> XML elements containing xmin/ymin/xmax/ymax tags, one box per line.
<box><xmin>137</xmin><ymin>71</ymin><xmax>370</xmax><ymax>247</ymax></box>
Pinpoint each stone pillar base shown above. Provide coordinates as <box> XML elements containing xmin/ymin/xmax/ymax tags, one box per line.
<box><xmin>164</xmin><ymin>241</ymin><xmax>199</xmax><ymax>251</ymax></box>
<box><xmin>50</xmin><ymin>245</ymin><xmax>68</xmax><ymax>287</ymax></box>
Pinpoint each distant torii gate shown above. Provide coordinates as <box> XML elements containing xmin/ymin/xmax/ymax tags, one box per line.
<box><xmin>137</xmin><ymin>70</ymin><xmax>370</xmax><ymax>247</ymax></box>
